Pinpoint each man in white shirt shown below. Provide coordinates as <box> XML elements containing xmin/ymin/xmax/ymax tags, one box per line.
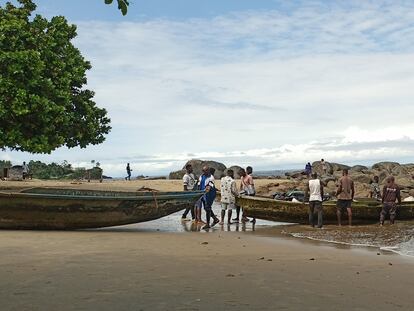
<box><xmin>181</xmin><ymin>164</ymin><xmax>197</xmax><ymax>221</ymax></box>
<box><xmin>220</xmin><ymin>169</ymin><xmax>238</xmax><ymax>224</ymax></box>
<box><xmin>305</xmin><ymin>173</ymin><xmax>324</xmax><ymax>228</ymax></box>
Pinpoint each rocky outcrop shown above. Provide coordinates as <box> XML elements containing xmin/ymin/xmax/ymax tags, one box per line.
<box><xmin>351</xmin><ymin>165</ymin><xmax>368</xmax><ymax>173</ymax></box>
<box><xmin>225</xmin><ymin>166</ymin><xmax>243</xmax><ymax>179</ymax></box>
<box><xmin>169</xmin><ymin>159</ymin><xmax>227</xmax><ymax>180</ymax></box>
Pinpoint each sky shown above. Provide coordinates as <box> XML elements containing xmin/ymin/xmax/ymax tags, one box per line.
<box><xmin>2</xmin><ymin>0</ymin><xmax>414</xmax><ymax>176</ymax></box>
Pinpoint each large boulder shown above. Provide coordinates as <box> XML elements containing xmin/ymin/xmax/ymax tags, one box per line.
<box><xmin>351</xmin><ymin>165</ymin><xmax>368</xmax><ymax>173</ymax></box>
<box><xmin>312</xmin><ymin>161</ymin><xmax>333</xmax><ymax>175</ymax></box>
<box><xmin>350</xmin><ymin>172</ymin><xmax>372</xmax><ymax>184</ymax></box>
<box><xmin>330</xmin><ymin>163</ymin><xmax>351</xmax><ymax>172</ymax></box>
<box><xmin>395</xmin><ymin>177</ymin><xmax>414</xmax><ymax>189</ymax></box>
<box><xmin>371</xmin><ymin>162</ymin><xmax>401</xmax><ymax>173</ymax></box>
<box><xmin>168</xmin><ymin>159</ymin><xmax>227</xmax><ymax>180</ymax></box>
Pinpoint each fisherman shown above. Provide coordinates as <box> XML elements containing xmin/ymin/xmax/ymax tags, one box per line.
<box><xmin>380</xmin><ymin>176</ymin><xmax>401</xmax><ymax>226</ymax></box>
<box><xmin>233</xmin><ymin>168</ymin><xmax>254</xmax><ymax>223</ymax></box>
<box><xmin>370</xmin><ymin>176</ymin><xmax>381</xmax><ymax>201</ymax></box>
<box><xmin>181</xmin><ymin>164</ymin><xmax>197</xmax><ymax>221</ymax></box>
<box><xmin>336</xmin><ymin>169</ymin><xmax>355</xmax><ymax>226</ymax></box>
<box><xmin>305</xmin><ymin>162</ymin><xmax>312</xmax><ymax>178</ymax></box>
<box><xmin>195</xmin><ymin>166</ymin><xmax>215</xmax><ymax>224</ymax></box>
<box><xmin>305</xmin><ymin>173</ymin><xmax>324</xmax><ymax>228</ymax></box>
<box><xmin>125</xmin><ymin>163</ymin><xmax>132</xmax><ymax>181</ymax></box>
<box><xmin>203</xmin><ymin>179</ymin><xmax>220</xmax><ymax>230</ymax></box>
<box><xmin>220</xmin><ymin>169</ymin><xmax>238</xmax><ymax>225</ymax></box>
<box><xmin>22</xmin><ymin>161</ymin><xmax>29</xmax><ymax>180</ymax></box>
<box><xmin>321</xmin><ymin>159</ymin><xmax>327</xmax><ymax>175</ymax></box>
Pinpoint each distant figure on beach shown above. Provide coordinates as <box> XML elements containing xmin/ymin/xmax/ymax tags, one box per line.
<box><xmin>181</xmin><ymin>164</ymin><xmax>197</xmax><ymax>221</ymax></box>
<box><xmin>306</xmin><ymin>173</ymin><xmax>324</xmax><ymax>228</ymax></box>
<box><xmin>125</xmin><ymin>163</ymin><xmax>132</xmax><ymax>181</ymax></box>
<box><xmin>22</xmin><ymin>161</ymin><xmax>29</xmax><ymax>180</ymax></box>
<box><xmin>234</xmin><ymin>167</ymin><xmax>255</xmax><ymax>223</ymax></box>
<box><xmin>336</xmin><ymin>169</ymin><xmax>355</xmax><ymax>226</ymax></box>
<box><xmin>380</xmin><ymin>176</ymin><xmax>401</xmax><ymax>226</ymax></box>
<box><xmin>321</xmin><ymin>159</ymin><xmax>327</xmax><ymax>175</ymax></box>
<box><xmin>305</xmin><ymin>162</ymin><xmax>312</xmax><ymax>177</ymax></box>
<box><xmin>220</xmin><ymin>169</ymin><xmax>238</xmax><ymax>225</ymax></box>
<box><xmin>370</xmin><ymin>176</ymin><xmax>381</xmax><ymax>201</ymax></box>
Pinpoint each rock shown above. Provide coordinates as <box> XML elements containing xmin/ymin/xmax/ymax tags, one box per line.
<box><xmin>395</xmin><ymin>177</ymin><xmax>414</xmax><ymax>189</ymax></box>
<box><xmin>286</xmin><ymin>170</ymin><xmax>306</xmax><ymax>179</ymax></box>
<box><xmin>403</xmin><ymin>196</ymin><xmax>414</xmax><ymax>202</ymax></box>
<box><xmin>226</xmin><ymin>274</ymin><xmax>235</xmax><ymax>277</ymax></box>
<box><xmin>351</xmin><ymin>165</ymin><xmax>368</xmax><ymax>173</ymax></box>
<box><xmin>321</xmin><ymin>176</ymin><xmax>336</xmax><ymax>186</ymax></box>
<box><xmin>169</xmin><ymin>159</ymin><xmax>227</xmax><ymax>180</ymax></box>
<box><xmin>371</xmin><ymin>162</ymin><xmax>401</xmax><ymax>173</ymax></box>
<box><xmin>201</xmin><ymin>241</ymin><xmax>209</xmax><ymax>245</ymax></box>
<box><xmin>309</xmin><ymin>258</ymin><xmax>315</xmax><ymax>261</ymax></box>
<box><xmin>330</xmin><ymin>163</ymin><xmax>351</xmax><ymax>172</ymax></box>
<box><xmin>350</xmin><ymin>173</ymin><xmax>372</xmax><ymax>184</ymax></box>
<box><xmin>409</xmin><ymin>189</ymin><xmax>414</xmax><ymax>197</ymax></box>
<box><xmin>224</xmin><ymin>165</ymin><xmax>243</xmax><ymax>179</ymax></box>
<box><xmin>312</xmin><ymin>161</ymin><xmax>333</xmax><ymax>175</ymax></box>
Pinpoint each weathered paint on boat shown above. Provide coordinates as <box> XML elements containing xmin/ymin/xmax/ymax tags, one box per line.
<box><xmin>238</xmin><ymin>196</ymin><xmax>414</xmax><ymax>224</ymax></box>
<box><xmin>0</xmin><ymin>188</ymin><xmax>203</xmax><ymax>230</ymax></box>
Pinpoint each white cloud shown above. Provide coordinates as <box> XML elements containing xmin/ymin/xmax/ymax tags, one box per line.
<box><xmin>3</xmin><ymin>0</ymin><xmax>414</xmax><ymax>175</ymax></box>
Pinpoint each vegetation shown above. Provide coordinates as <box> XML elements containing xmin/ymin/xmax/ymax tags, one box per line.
<box><xmin>0</xmin><ymin>0</ymin><xmax>111</xmax><ymax>154</ymax></box>
<box><xmin>104</xmin><ymin>0</ymin><xmax>130</xmax><ymax>15</ymax></box>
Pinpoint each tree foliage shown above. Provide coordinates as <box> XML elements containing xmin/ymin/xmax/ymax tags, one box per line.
<box><xmin>104</xmin><ymin>0</ymin><xmax>130</xmax><ymax>16</ymax></box>
<box><xmin>0</xmin><ymin>0</ymin><xmax>111</xmax><ymax>153</ymax></box>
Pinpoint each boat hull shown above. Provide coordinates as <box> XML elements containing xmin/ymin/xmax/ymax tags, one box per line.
<box><xmin>238</xmin><ymin>196</ymin><xmax>414</xmax><ymax>224</ymax></box>
<box><xmin>0</xmin><ymin>188</ymin><xmax>203</xmax><ymax>230</ymax></box>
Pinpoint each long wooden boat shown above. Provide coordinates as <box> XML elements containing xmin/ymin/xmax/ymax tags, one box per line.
<box><xmin>0</xmin><ymin>188</ymin><xmax>203</xmax><ymax>230</ymax></box>
<box><xmin>238</xmin><ymin>196</ymin><xmax>414</xmax><ymax>224</ymax></box>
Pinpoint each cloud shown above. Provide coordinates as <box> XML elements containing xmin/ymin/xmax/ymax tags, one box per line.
<box><xmin>3</xmin><ymin>0</ymin><xmax>414</xmax><ymax>175</ymax></box>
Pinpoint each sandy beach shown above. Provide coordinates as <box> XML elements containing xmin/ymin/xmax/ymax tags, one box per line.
<box><xmin>0</xmin><ymin>227</ymin><xmax>413</xmax><ymax>311</ymax></box>
<box><xmin>0</xmin><ymin>179</ymin><xmax>413</xmax><ymax>310</ymax></box>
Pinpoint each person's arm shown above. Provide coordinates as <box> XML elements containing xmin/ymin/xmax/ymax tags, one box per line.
<box><xmin>351</xmin><ymin>180</ymin><xmax>355</xmax><ymax>200</ymax></box>
<box><xmin>382</xmin><ymin>185</ymin><xmax>386</xmax><ymax>203</ymax></box>
<box><xmin>304</xmin><ymin>181</ymin><xmax>310</xmax><ymax>200</ymax></box>
<box><xmin>231</xmin><ymin>180</ymin><xmax>238</xmax><ymax>197</ymax></box>
<box><xmin>183</xmin><ymin>175</ymin><xmax>188</xmax><ymax>191</ymax></box>
<box><xmin>397</xmin><ymin>187</ymin><xmax>401</xmax><ymax>204</ymax></box>
<box><xmin>336</xmin><ymin>179</ymin><xmax>342</xmax><ymax>196</ymax></box>
<box><xmin>240</xmin><ymin>178</ymin><xmax>244</xmax><ymax>191</ymax></box>
<box><xmin>320</xmin><ymin>181</ymin><xmax>324</xmax><ymax>199</ymax></box>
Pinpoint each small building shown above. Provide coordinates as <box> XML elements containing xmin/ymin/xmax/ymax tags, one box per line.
<box><xmin>9</xmin><ymin>166</ymin><xmax>24</xmax><ymax>181</ymax></box>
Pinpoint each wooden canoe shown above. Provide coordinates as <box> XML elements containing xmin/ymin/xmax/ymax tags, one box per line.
<box><xmin>0</xmin><ymin>187</ymin><xmax>203</xmax><ymax>230</ymax></box>
<box><xmin>238</xmin><ymin>196</ymin><xmax>414</xmax><ymax>224</ymax></box>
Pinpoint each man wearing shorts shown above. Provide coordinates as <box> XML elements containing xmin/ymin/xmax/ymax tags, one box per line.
<box><xmin>380</xmin><ymin>176</ymin><xmax>401</xmax><ymax>225</ymax></box>
<box><xmin>220</xmin><ymin>169</ymin><xmax>238</xmax><ymax>225</ymax></box>
<box><xmin>336</xmin><ymin>169</ymin><xmax>355</xmax><ymax>226</ymax></box>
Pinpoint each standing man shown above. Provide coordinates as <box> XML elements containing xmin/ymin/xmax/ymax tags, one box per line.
<box><xmin>220</xmin><ymin>169</ymin><xmax>238</xmax><ymax>225</ymax></box>
<box><xmin>181</xmin><ymin>164</ymin><xmax>197</xmax><ymax>221</ymax></box>
<box><xmin>305</xmin><ymin>173</ymin><xmax>324</xmax><ymax>228</ymax></box>
<box><xmin>195</xmin><ymin>166</ymin><xmax>215</xmax><ymax>224</ymax></box>
<box><xmin>305</xmin><ymin>162</ymin><xmax>312</xmax><ymax>178</ymax></box>
<box><xmin>125</xmin><ymin>163</ymin><xmax>132</xmax><ymax>181</ymax></box>
<box><xmin>336</xmin><ymin>169</ymin><xmax>355</xmax><ymax>226</ymax></box>
<box><xmin>370</xmin><ymin>176</ymin><xmax>381</xmax><ymax>201</ymax></box>
<box><xmin>380</xmin><ymin>176</ymin><xmax>401</xmax><ymax>226</ymax></box>
<box><xmin>22</xmin><ymin>161</ymin><xmax>29</xmax><ymax>180</ymax></box>
<box><xmin>321</xmin><ymin>159</ymin><xmax>327</xmax><ymax>175</ymax></box>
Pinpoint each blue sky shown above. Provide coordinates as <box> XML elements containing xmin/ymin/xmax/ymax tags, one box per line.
<box><xmin>2</xmin><ymin>0</ymin><xmax>414</xmax><ymax>176</ymax></box>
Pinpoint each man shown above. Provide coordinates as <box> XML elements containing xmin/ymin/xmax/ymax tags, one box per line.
<box><xmin>233</xmin><ymin>168</ymin><xmax>254</xmax><ymax>223</ymax></box>
<box><xmin>305</xmin><ymin>173</ymin><xmax>324</xmax><ymax>228</ymax></box>
<box><xmin>380</xmin><ymin>176</ymin><xmax>401</xmax><ymax>225</ymax></box>
<box><xmin>125</xmin><ymin>163</ymin><xmax>132</xmax><ymax>181</ymax></box>
<box><xmin>195</xmin><ymin>166</ymin><xmax>215</xmax><ymax>224</ymax></box>
<box><xmin>370</xmin><ymin>176</ymin><xmax>381</xmax><ymax>201</ymax></box>
<box><xmin>321</xmin><ymin>159</ymin><xmax>327</xmax><ymax>175</ymax></box>
<box><xmin>181</xmin><ymin>164</ymin><xmax>197</xmax><ymax>221</ymax></box>
<box><xmin>305</xmin><ymin>162</ymin><xmax>312</xmax><ymax>178</ymax></box>
<box><xmin>22</xmin><ymin>161</ymin><xmax>29</xmax><ymax>180</ymax></box>
<box><xmin>220</xmin><ymin>169</ymin><xmax>238</xmax><ymax>225</ymax></box>
<box><xmin>203</xmin><ymin>180</ymin><xmax>220</xmax><ymax>230</ymax></box>
<box><xmin>336</xmin><ymin>169</ymin><xmax>355</xmax><ymax>226</ymax></box>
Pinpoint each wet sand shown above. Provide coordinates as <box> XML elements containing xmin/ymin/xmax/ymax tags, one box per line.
<box><xmin>1</xmin><ymin>226</ymin><xmax>414</xmax><ymax>311</ymax></box>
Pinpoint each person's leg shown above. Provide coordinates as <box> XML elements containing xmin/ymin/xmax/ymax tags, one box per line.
<box><xmin>347</xmin><ymin>206</ymin><xmax>352</xmax><ymax>226</ymax></box>
<box><xmin>228</xmin><ymin>209</ymin><xmax>233</xmax><ymax>224</ymax></box>
<box><xmin>205</xmin><ymin>208</ymin><xmax>211</xmax><ymax>227</ymax></box>
<box><xmin>190</xmin><ymin>204</ymin><xmax>195</xmax><ymax>220</ymax></box>
<box><xmin>317</xmin><ymin>202</ymin><xmax>323</xmax><ymax>228</ymax></box>
<box><xmin>336</xmin><ymin>201</ymin><xmax>342</xmax><ymax>226</ymax></box>
<box><xmin>380</xmin><ymin>205</ymin><xmax>386</xmax><ymax>225</ymax></box>
<box><xmin>233</xmin><ymin>205</ymin><xmax>241</xmax><ymax>221</ymax></box>
<box><xmin>182</xmin><ymin>206</ymin><xmax>191</xmax><ymax>219</ymax></box>
<box><xmin>309</xmin><ymin>202</ymin><xmax>315</xmax><ymax>227</ymax></box>
<box><xmin>389</xmin><ymin>204</ymin><xmax>397</xmax><ymax>225</ymax></box>
<box><xmin>220</xmin><ymin>208</ymin><xmax>226</xmax><ymax>225</ymax></box>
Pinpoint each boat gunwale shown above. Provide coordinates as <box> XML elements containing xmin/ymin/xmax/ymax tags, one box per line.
<box><xmin>0</xmin><ymin>191</ymin><xmax>204</xmax><ymax>201</ymax></box>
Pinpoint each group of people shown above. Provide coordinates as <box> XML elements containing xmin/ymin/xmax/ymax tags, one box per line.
<box><xmin>181</xmin><ymin>164</ymin><xmax>256</xmax><ymax>230</ymax></box>
<box><xmin>304</xmin><ymin>159</ymin><xmax>328</xmax><ymax>177</ymax></box>
<box><xmin>306</xmin><ymin>169</ymin><xmax>401</xmax><ymax>228</ymax></box>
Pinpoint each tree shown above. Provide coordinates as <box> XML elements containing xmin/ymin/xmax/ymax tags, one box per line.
<box><xmin>0</xmin><ymin>0</ymin><xmax>111</xmax><ymax>154</ymax></box>
<box><xmin>105</xmin><ymin>0</ymin><xmax>130</xmax><ymax>16</ymax></box>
